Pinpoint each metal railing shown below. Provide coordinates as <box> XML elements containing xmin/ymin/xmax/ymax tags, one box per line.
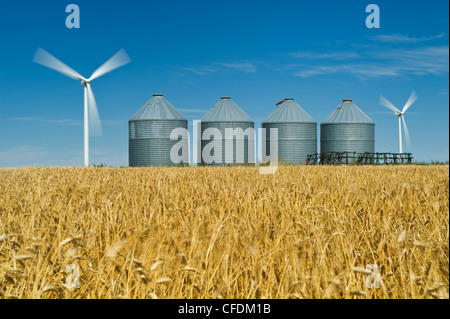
<box><xmin>306</xmin><ymin>152</ymin><xmax>413</xmax><ymax>165</ymax></box>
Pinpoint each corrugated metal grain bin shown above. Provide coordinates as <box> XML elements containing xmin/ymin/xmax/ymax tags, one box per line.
<box><xmin>320</xmin><ymin>99</ymin><xmax>375</xmax><ymax>154</ymax></box>
<box><xmin>129</xmin><ymin>94</ymin><xmax>188</xmax><ymax>167</ymax></box>
<box><xmin>262</xmin><ymin>98</ymin><xmax>317</xmax><ymax>164</ymax></box>
<box><xmin>200</xmin><ymin>97</ymin><xmax>254</xmax><ymax>166</ymax></box>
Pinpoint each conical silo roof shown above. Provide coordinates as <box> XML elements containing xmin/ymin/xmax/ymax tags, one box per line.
<box><xmin>263</xmin><ymin>98</ymin><xmax>316</xmax><ymax>123</ymax></box>
<box><xmin>201</xmin><ymin>97</ymin><xmax>253</xmax><ymax>123</ymax></box>
<box><xmin>130</xmin><ymin>94</ymin><xmax>186</xmax><ymax>121</ymax></box>
<box><xmin>322</xmin><ymin>99</ymin><xmax>373</xmax><ymax>124</ymax></box>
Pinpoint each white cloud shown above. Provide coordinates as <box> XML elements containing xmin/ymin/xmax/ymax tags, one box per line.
<box><xmin>376</xmin><ymin>46</ymin><xmax>449</xmax><ymax>75</ymax></box>
<box><xmin>290</xmin><ymin>51</ymin><xmax>360</xmax><ymax>60</ymax></box>
<box><xmin>293</xmin><ymin>64</ymin><xmax>401</xmax><ymax>78</ymax></box>
<box><xmin>8</xmin><ymin>117</ymin><xmax>82</xmax><ymax>126</ymax></box>
<box><xmin>8</xmin><ymin>117</ymin><xmax>124</xmax><ymax>126</ymax></box>
<box><xmin>180</xmin><ymin>61</ymin><xmax>258</xmax><ymax>76</ymax></box>
<box><xmin>214</xmin><ymin>62</ymin><xmax>257</xmax><ymax>73</ymax></box>
<box><xmin>374</xmin><ymin>33</ymin><xmax>446</xmax><ymax>43</ymax></box>
<box><xmin>181</xmin><ymin>66</ymin><xmax>219</xmax><ymax>76</ymax></box>
<box><xmin>177</xmin><ymin>37</ymin><xmax>448</xmax><ymax>80</ymax></box>
<box><xmin>292</xmin><ymin>46</ymin><xmax>449</xmax><ymax>79</ymax></box>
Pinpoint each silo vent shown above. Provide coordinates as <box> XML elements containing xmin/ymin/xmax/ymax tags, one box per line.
<box><xmin>343</xmin><ymin>99</ymin><xmax>352</xmax><ymax>102</ymax></box>
<box><xmin>221</xmin><ymin>96</ymin><xmax>231</xmax><ymax>100</ymax></box>
<box><xmin>153</xmin><ymin>94</ymin><xmax>163</xmax><ymax>97</ymax></box>
<box><xmin>285</xmin><ymin>98</ymin><xmax>294</xmax><ymax>100</ymax></box>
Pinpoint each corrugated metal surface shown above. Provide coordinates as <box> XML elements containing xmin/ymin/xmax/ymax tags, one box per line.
<box><xmin>129</xmin><ymin>94</ymin><xmax>188</xmax><ymax>167</ymax></box>
<box><xmin>201</xmin><ymin>97</ymin><xmax>254</xmax><ymax>166</ymax></box>
<box><xmin>262</xmin><ymin>98</ymin><xmax>317</xmax><ymax>164</ymax></box>
<box><xmin>262</xmin><ymin>123</ymin><xmax>317</xmax><ymax>164</ymax></box>
<box><xmin>320</xmin><ymin>99</ymin><xmax>375</xmax><ymax>154</ymax></box>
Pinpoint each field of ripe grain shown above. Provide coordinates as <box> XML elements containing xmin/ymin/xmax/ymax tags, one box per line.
<box><xmin>0</xmin><ymin>165</ymin><xmax>448</xmax><ymax>299</ymax></box>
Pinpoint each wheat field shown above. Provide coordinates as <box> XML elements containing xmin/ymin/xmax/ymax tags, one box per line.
<box><xmin>0</xmin><ymin>165</ymin><xmax>448</xmax><ymax>299</ymax></box>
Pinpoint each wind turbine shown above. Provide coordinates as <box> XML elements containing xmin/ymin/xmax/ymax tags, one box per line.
<box><xmin>33</xmin><ymin>48</ymin><xmax>131</xmax><ymax>167</ymax></box>
<box><xmin>379</xmin><ymin>91</ymin><xmax>417</xmax><ymax>154</ymax></box>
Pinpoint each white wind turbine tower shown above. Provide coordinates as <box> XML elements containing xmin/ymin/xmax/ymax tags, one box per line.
<box><xmin>33</xmin><ymin>48</ymin><xmax>131</xmax><ymax>167</ymax></box>
<box><xmin>379</xmin><ymin>91</ymin><xmax>417</xmax><ymax>154</ymax></box>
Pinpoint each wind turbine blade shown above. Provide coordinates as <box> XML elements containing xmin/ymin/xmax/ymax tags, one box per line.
<box><xmin>379</xmin><ymin>95</ymin><xmax>400</xmax><ymax>113</ymax></box>
<box><xmin>86</xmin><ymin>84</ymin><xmax>103</xmax><ymax>137</ymax></box>
<box><xmin>88</xmin><ymin>49</ymin><xmax>131</xmax><ymax>81</ymax></box>
<box><xmin>33</xmin><ymin>48</ymin><xmax>85</xmax><ymax>81</ymax></box>
<box><xmin>401</xmin><ymin>116</ymin><xmax>411</xmax><ymax>150</ymax></box>
<box><xmin>401</xmin><ymin>91</ymin><xmax>418</xmax><ymax>114</ymax></box>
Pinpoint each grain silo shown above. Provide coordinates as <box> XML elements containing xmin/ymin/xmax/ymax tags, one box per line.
<box><xmin>200</xmin><ymin>97</ymin><xmax>254</xmax><ymax>166</ymax></box>
<box><xmin>320</xmin><ymin>99</ymin><xmax>375</xmax><ymax>154</ymax></box>
<box><xmin>129</xmin><ymin>94</ymin><xmax>188</xmax><ymax>167</ymax></box>
<box><xmin>262</xmin><ymin>98</ymin><xmax>317</xmax><ymax>165</ymax></box>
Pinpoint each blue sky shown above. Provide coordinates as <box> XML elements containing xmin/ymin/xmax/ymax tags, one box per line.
<box><xmin>0</xmin><ymin>0</ymin><xmax>448</xmax><ymax>167</ymax></box>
